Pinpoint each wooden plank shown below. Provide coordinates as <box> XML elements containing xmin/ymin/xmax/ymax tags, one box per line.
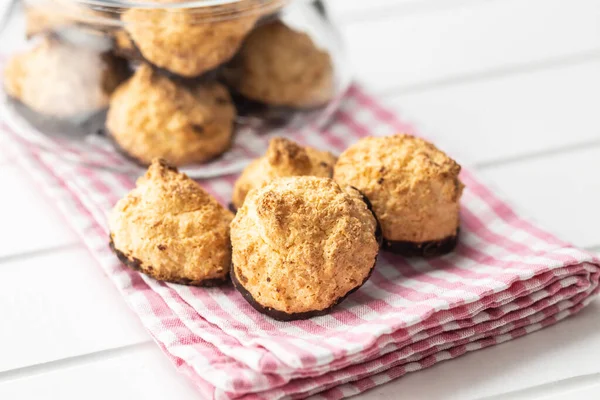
<box><xmin>0</xmin><ymin>166</ymin><xmax>78</xmax><ymax>259</ymax></box>
<box><xmin>359</xmin><ymin>299</ymin><xmax>600</xmax><ymax>400</ymax></box>
<box><xmin>0</xmin><ymin>247</ymin><xmax>150</xmax><ymax>372</ymax></box>
<box><xmin>478</xmin><ymin>146</ymin><xmax>600</xmax><ymax>249</ymax></box>
<box><xmin>0</xmin><ymin>345</ymin><xmax>198</xmax><ymax>400</ymax></box>
<box><xmin>339</xmin><ymin>0</ymin><xmax>600</xmax><ymax>94</ymax></box>
<box><xmin>384</xmin><ymin>59</ymin><xmax>600</xmax><ymax>165</ymax></box>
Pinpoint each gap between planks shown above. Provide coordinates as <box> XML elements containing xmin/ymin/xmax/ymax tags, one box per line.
<box><xmin>0</xmin><ymin>343</ymin><xmax>153</xmax><ymax>384</ymax></box>
<box><xmin>473</xmin><ymin>138</ymin><xmax>600</xmax><ymax>171</ymax></box>
<box><xmin>480</xmin><ymin>372</ymin><xmax>600</xmax><ymax>400</ymax></box>
<box><xmin>329</xmin><ymin>0</ymin><xmax>502</xmax><ymax>24</ymax></box>
<box><xmin>378</xmin><ymin>49</ymin><xmax>600</xmax><ymax>98</ymax></box>
<box><xmin>588</xmin><ymin>246</ymin><xmax>600</xmax><ymax>255</ymax></box>
<box><xmin>0</xmin><ymin>242</ymin><xmax>81</xmax><ymax>265</ymax></box>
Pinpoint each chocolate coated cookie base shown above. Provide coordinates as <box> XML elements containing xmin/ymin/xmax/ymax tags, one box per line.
<box><xmin>109</xmin><ymin>238</ymin><xmax>228</xmax><ymax>287</ymax></box>
<box><xmin>230</xmin><ymin>268</ymin><xmax>348</xmax><ymax>321</ymax></box>
<box><xmin>382</xmin><ymin>231</ymin><xmax>459</xmax><ymax>257</ymax></box>
<box><xmin>103</xmin><ymin>128</ymin><xmax>158</xmax><ymax>168</ymax></box>
<box><xmin>229</xmin><ymin>91</ymin><xmax>295</xmax><ymax>128</ymax></box>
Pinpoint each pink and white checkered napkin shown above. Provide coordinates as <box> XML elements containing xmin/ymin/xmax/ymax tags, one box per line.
<box><xmin>4</xmin><ymin>85</ymin><xmax>600</xmax><ymax>400</ymax></box>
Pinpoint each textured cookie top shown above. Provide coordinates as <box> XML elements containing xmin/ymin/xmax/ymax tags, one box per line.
<box><xmin>3</xmin><ymin>37</ymin><xmax>128</xmax><ymax>118</ymax></box>
<box><xmin>335</xmin><ymin>135</ymin><xmax>461</xmax><ymax>181</ymax></box>
<box><xmin>223</xmin><ymin>21</ymin><xmax>334</xmax><ymax>108</ymax></box>
<box><xmin>232</xmin><ymin>137</ymin><xmax>336</xmax><ymax>208</ymax></box>
<box><xmin>122</xmin><ymin>0</ymin><xmax>265</xmax><ymax>77</ymax></box>
<box><xmin>334</xmin><ymin>134</ymin><xmax>464</xmax><ymax>243</ymax></box>
<box><xmin>231</xmin><ymin>176</ymin><xmax>379</xmax><ymax>315</ymax></box>
<box><xmin>109</xmin><ymin>159</ymin><xmax>234</xmax><ymax>284</ymax></box>
<box><xmin>106</xmin><ymin>64</ymin><xmax>235</xmax><ymax>166</ymax></box>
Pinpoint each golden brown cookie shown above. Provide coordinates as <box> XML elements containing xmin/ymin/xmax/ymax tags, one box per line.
<box><xmin>231</xmin><ymin>137</ymin><xmax>336</xmax><ymax>210</ymax></box>
<box><xmin>334</xmin><ymin>134</ymin><xmax>464</xmax><ymax>256</ymax></box>
<box><xmin>222</xmin><ymin>21</ymin><xmax>335</xmax><ymax>109</ymax></box>
<box><xmin>113</xmin><ymin>29</ymin><xmax>138</xmax><ymax>59</ymax></box>
<box><xmin>3</xmin><ymin>37</ymin><xmax>128</xmax><ymax>119</ymax></box>
<box><xmin>230</xmin><ymin>176</ymin><xmax>381</xmax><ymax>320</ymax></box>
<box><xmin>106</xmin><ymin>64</ymin><xmax>236</xmax><ymax>166</ymax></box>
<box><xmin>121</xmin><ymin>0</ymin><xmax>278</xmax><ymax>78</ymax></box>
<box><xmin>109</xmin><ymin>159</ymin><xmax>234</xmax><ymax>286</ymax></box>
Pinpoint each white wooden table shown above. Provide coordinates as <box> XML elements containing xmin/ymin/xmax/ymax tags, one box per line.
<box><xmin>1</xmin><ymin>0</ymin><xmax>600</xmax><ymax>398</ymax></box>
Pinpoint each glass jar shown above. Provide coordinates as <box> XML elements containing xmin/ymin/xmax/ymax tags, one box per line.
<box><xmin>0</xmin><ymin>0</ymin><xmax>350</xmax><ymax>177</ymax></box>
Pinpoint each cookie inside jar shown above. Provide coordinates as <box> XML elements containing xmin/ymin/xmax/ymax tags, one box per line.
<box><xmin>1</xmin><ymin>0</ymin><xmax>351</xmax><ymax>173</ymax></box>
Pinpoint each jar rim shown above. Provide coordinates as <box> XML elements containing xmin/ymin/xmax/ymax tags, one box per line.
<box><xmin>25</xmin><ymin>0</ymin><xmax>291</xmax><ymax>24</ymax></box>
<box><xmin>65</xmin><ymin>0</ymin><xmax>286</xmax><ymax>10</ymax></box>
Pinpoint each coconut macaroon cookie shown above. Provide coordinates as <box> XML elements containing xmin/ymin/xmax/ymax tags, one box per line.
<box><xmin>231</xmin><ymin>137</ymin><xmax>336</xmax><ymax>210</ymax></box>
<box><xmin>230</xmin><ymin>177</ymin><xmax>381</xmax><ymax>320</ymax></box>
<box><xmin>106</xmin><ymin>65</ymin><xmax>236</xmax><ymax>166</ymax></box>
<box><xmin>3</xmin><ymin>37</ymin><xmax>128</xmax><ymax>119</ymax></box>
<box><xmin>109</xmin><ymin>159</ymin><xmax>234</xmax><ymax>286</ymax></box>
<box><xmin>334</xmin><ymin>134</ymin><xmax>464</xmax><ymax>256</ymax></box>
<box><xmin>222</xmin><ymin>21</ymin><xmax>335</xmax><ymax>109</ymax></box>
<box><xmin>121</xmin><ymin>0</ymin><xmax>266</xmax><ymax>78</ymax></box>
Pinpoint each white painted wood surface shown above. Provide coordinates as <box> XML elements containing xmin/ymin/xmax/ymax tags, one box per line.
<box><xmin>1</xmin><ymin>0</ymin><xmax>599</xmax><ymax>399</ymax></box>
<box><xmin>385</xmin><ymin>59</ymin><xmax>600</xmax><ymax>166</ymax></box>
<box><xmin>0</xmin><ymin>247</ymin><xmax>148</xmax><ymax>372</ymax></box>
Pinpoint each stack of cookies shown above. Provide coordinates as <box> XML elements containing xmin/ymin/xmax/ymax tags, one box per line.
<box><xmin>3</xmin><ymin>0</ymin><xmax>336</xmax><ymax>166</ymax></box>
<box><xmin>109</xmin><ymin>134</ymin><xmax>464</xmax><ymax>320</ymax></box>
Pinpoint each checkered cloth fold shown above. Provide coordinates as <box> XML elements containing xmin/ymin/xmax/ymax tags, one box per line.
<box><xmin>3</xmin><ymin>85</ymin><xmax>599</xmax><ymax>400</ymax></box>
